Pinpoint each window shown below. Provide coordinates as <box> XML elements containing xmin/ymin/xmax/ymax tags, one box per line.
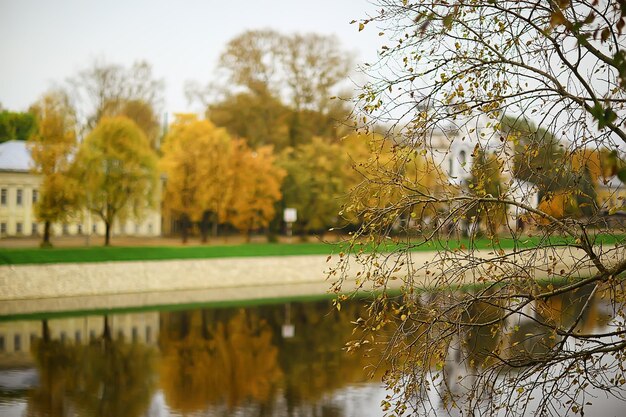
<box><xmin>16</xmin><ymin>189</ymin><xmax>23</xmax><ymax>206</ymax></box>
<box><xmin>448</xmin><ymin>157</ymin><xmax>454</xmax><ymax>177</ymax></box>
<box><xmin>89</xmin><ymin>330</ymin><xmax>96</xmax><ymax>341</ymax></box>
<box><xmin>459</xmin><ymin>150</ymin><xmax>467</xmax><ymax>166</ymax></box>
<box><xmin>60</xmin><ymin>332</ymin><xmax>67</xmax><ymax>343</ymax></box>
<box><xmin>92</xmin><ymin>224</ymin><xmax>97</xmax><ymax>233</ymax></box>
<box><xmin>16</xmin><ymin>222</ymin><xmax>22</xmax><ymax>234</ymax></box>
<box><xmin>14</xmin><ymin>334</ymin><xmax>21</xmax><ymax>352</ymax></box>
<box><xmin>77</xmin><ymin>224</ymin><xmax>83</xmax><ymax>235</ymax></box>
<box><xmin>32</xmin><ymin>223</ymin><xmax>38</xmax><ymax>235</ymax></box>
<box><xmin>0</xmin><ymin>188</ymin><xmax>6</xmax><ymax>205</ymax></box>
<box><xmin>32</xmin><ymin>189</ymin><xmax>38</xmax><ymax>204</ymax></box>
<box><xmin>132</xmin><ymin>327</ymin><xmax>139</xmax><ymax>342</ymax></box>
<box><xmin>75</xmin><ymin>331</ymin><xmax>81</xmax><ymax>344</ymax></box>
<box><xmin>62</xmin><ymin>223</ymin><xmax>69</xmax><ymax>235</ymax></box>
<box><xmin>0</xmin><ymin>335</ymin><xmax>5</xmax><ymax>352</ymax></box>
<box><xmin>0</xmin><ymin>223</ymin><xmax>6</xmax><ymax>234</ymax></box>
<box><xmin>146</xmin><ymin>326</ymin><xmax>152</xmax><ymax>343</ymax></box>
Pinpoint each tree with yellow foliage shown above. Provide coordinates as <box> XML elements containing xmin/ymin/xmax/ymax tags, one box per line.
<box><xmin>226</xmin><ymin>141</ymin><xmax>285</xmax><ymax>241</ymax></box>
<box><xmin>336</xmin><ymin>2</ymin><xmax>626</xmax><ymax>415</ymax></box>
<box><xmin>73</xmin><ymin>117</ymin><xmax>158</xmax><ymax>246</ymax></box>
<box><xmin>28</xmin><ymin>91</ymin><xmax>80</xmax><ymax>247</ymax></box>
<box><xmin>345</xmin><ymin>133</ymin><xmax>449</xmax><ymax>234</ymax></box>
<box><xmin>280</xmin><ymin>137</ymin><xmax>350</xmax><ymax>234</ymax></box>
<box><xmin>160</xmin><ymin>114</ymin><xmax>233</xmax><ymax>242</ymax></box>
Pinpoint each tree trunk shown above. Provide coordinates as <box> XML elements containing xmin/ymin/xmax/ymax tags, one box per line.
<box><xmin>41</xmin><ymin>220</ymin><xmax>52</xmax><ymax>247</ymax></box>
<box><xmin>103</xmin><ymin>315</ymin><xmax>111</xmax><ymax>341</ymax></box>
<box><xmin>211</xmin><ymin>212</ymin><xmax>218</xmax><ymax>238</ymax></box>
<box><xmin>200</xmin><ymin>211</ymin><xmax>210</xmax><ymax>243</ymax></box>
<box><xmin>181</xmin><ymin>215</ymin><xmax>189</xmax><ymax>244</ymax></box>
<box><xmin>104</xmin><ymin>221</ymin><xmax>111</xmax><ymax>246</ymax></box>
<box><xmin>42</xmin><ymin>319</ymin><xmax>50</xmax><ymax>342</ymax></box>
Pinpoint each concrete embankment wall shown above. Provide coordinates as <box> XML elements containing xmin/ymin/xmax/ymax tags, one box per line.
<box><xmin>0</xmin><ymin>255</ymin><xmax>334</xmax><ymax>316</ymax></box>
<box><xmin>0</xmin><ymin>246</ymin><xmax>614</xmax><ymax>316</ymax></box>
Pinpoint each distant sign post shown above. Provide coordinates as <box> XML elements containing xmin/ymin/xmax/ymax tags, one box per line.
<box><xmin>283</xmin><ymin>208</ymin><xmax>297</xmax><ymax>236</ymax></box>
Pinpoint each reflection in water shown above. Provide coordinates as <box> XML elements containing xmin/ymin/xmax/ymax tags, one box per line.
<box><xmin>159</xmin><ymin>309</ymin><xmax>282</xmax><ymax>413</ymax></box>
<box><xmin>24</xmin><ymin>315</ymin><xmax>158</xmax><ymax>417</ymax></box>
<box><xmin>0</xmin><ymin>299</ymin><xmax>379</xmax><ymax>417</ymax></box>
<box><xmin>0</xmin><ymin>290</ymin><xmax>621</xmax><ymax>416</ymax></box>
<box><xmin>401</xmin><ymin>285</ymin><xmax>624</xmax><ymax>416</ymax></box>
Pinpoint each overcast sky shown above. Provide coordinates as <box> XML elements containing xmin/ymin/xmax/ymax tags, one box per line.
<box><xmin>0</xmin><ymin>0</ymin><xmax>382</xmax><ymax>116</ymax></box>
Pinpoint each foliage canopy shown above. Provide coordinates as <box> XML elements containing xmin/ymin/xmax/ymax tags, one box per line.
<box><xmin>73</xmin><ymin>116</ymin><xmax>158</xmax><ymax>246</ymax></box>
<box><xmin>334</xmin><ymin>1</ymin><xmax>626</xmax><ymax>416</ymax></box>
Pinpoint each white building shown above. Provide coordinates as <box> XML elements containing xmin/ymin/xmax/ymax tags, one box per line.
<box><xmin>425</xmin><ymin>120</ymin><xmax>539</xmax><ymax>225</ymax></box>
<box><xmin>0</xmin><ymin>140</ymin><xmax>161</xmax><ymax>238</ymax></box>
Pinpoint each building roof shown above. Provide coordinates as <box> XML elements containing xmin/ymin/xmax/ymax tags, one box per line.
<box><xmin>0</xmin><ymin>140</ymin><xmax>32</xmax><ymax>172</ymax></box>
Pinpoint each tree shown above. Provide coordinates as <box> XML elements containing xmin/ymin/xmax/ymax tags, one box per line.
<box><xmin>112</xmin><ymin>99</ymin><xmax>162</xmax><ymax>150</ymax></box>
<box><xmin>467</xmin><ymin>150</ymin><xmax>508</xmax><ymax>237</ymax></box>
<box><xmin>0</xmin><ymin>109</ymin><xmax>37</xmax><ymax>142</ymax></box>
<box><xmin>207</xmin><ymin>89</ymin><xmax>292</xmax><ymax>150</ymax></box>
<box><xmin>226</xmin><ymin>141</ymin><xmax>286</xmax><ymax>241</ymax></box>
<box><xmin>160</xmin><ymin>114</ymin><xmax>233</xmax><ymax>242</ymax></box>
<box><xmin>333</xmin><ymin>1</ymin><xmax>626</xmax><ymax>416</ymax></box>
<box><xmin>279</xmin><ymin>137</ymin><xmax>351</xmax><ymax>234</ymax></box>
<box><xmin>73</xmin><ymin>116</ymin><xmax>158</xmax><ymax>246</ymax></box>
<box><xmin>193</xmin><ymin>30</ymin><xmax>353</xmax><ymax>149</ymax></box>
<box><xmin>69</xmin><ymin>59</ymin><xmax>163</xmax><ymax>133</ymax></box>
<box><xmin>28</xmin><ymin>91</ymin><xmax>80</xmax><ymax>246</ymax></box>
<box><xmin>501</xmin><ymin>115</ymin><xmax>571</xmax><ymax>195</ymax></box>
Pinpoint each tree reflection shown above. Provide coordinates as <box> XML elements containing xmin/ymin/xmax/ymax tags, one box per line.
<box><xmin>158</xmin><ymin>300</ymin><xmax>383</xmax><ymax>416</ymax></box>
<box><xmin>268</xmin><ymin>300</ymin><xmax>380</xmax><ymax>412</ymax></box>
<box><xmin>159</xmin><ymin>308</ymin><xmax>283</xmax><ymax>413</ymax></box>
<box><xmin>26</xmin><ymin>320</ymin><xmax>76</xmax><ymax>417</ymax></box>
<box><xmin>26</xmin><ymin>316</ymin><xmax>157</xmax><ymax>417</ymax></box>
<box><xmin>382</xmin><ymin>284</ymin><xmax>611</xmax><ymax>415</ymax></box>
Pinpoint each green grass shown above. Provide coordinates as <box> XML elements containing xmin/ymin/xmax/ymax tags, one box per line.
<box><xmin>0</xmin><ymin>234</ymin><xmax>623</xmax><ymax>266</ymax></box>
<box><xmin>0</xmin><ymin>242</ymin><xmax>342</xmax><ymax>265</ymax></box>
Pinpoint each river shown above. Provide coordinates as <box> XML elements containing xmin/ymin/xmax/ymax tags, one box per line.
<box><xmin>0</xmin><ymin>287</ymin><xmax>624</xmax><ymax>416</ymax></box>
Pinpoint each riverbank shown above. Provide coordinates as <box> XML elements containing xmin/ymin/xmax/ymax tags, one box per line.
<box><xmin>2</xmin><ymin>244</ymin><xmax>618</xmax><ymax>318</ymax></box>
<box><xmin>0</xmin><ymin>254</ymin><xmax>338</xmax><ymax>317</ymax></box>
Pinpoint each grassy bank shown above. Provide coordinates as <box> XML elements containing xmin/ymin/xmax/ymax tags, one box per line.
<box><xmin>0</xmin><ymin>234</ymin><xmax>622</xmax><ymax>265</ymax></box>
<box><xmin>0</xmin><ymin>242</ymin><xmax>340</xmax><ymax>265</ymax></box>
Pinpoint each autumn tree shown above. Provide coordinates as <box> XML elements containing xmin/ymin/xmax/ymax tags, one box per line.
<box><xmin>112</xmin><ymin>99</ymin><xmax>162</xmax><ymax>149</ymax></box>
<box><xmin>332</xmin><ymin>1</ymin><xmax>626</xmax><ymax>416</ymax></box>
<box><xmin>73</xmin><ymin>116</ymin><xmax>158</xmax><ymax>246</ymax></box>
<box><xmin>467</xmin><ymin>150</ymin><xmax>508</xmax><ymax>237</ymax></box>
<box><xmin>226</xmin><ymin>141</ymin><xmax>286</xmax><ymax>241</ymax></box>
<box><xmin>27</xmin><ymin>91</ymin><xmax>79</xmax><ymax>246</ymax></box>
<box><xmin>501</xmin><ymin>115</ymin><xmax>572</xmax><ymax>194</ymax></box>
<box><xmin>280</xmin><ymin>137</ymin><xmax>352</xmax><ymax>234</ymax></box>
<box><xmin>160</xmin><ymin>114</ymin><xmax>233</xmax><ymax>242</ymax></box>
<box><xmin>69</xmin><ymin>59</ymin><xmax>163</xmax><ymax>135</ymax></box>
<box><xmin>192</xmin><ymin>30</ymin><xmax>353</xmax><ymax>149</ymax></box>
